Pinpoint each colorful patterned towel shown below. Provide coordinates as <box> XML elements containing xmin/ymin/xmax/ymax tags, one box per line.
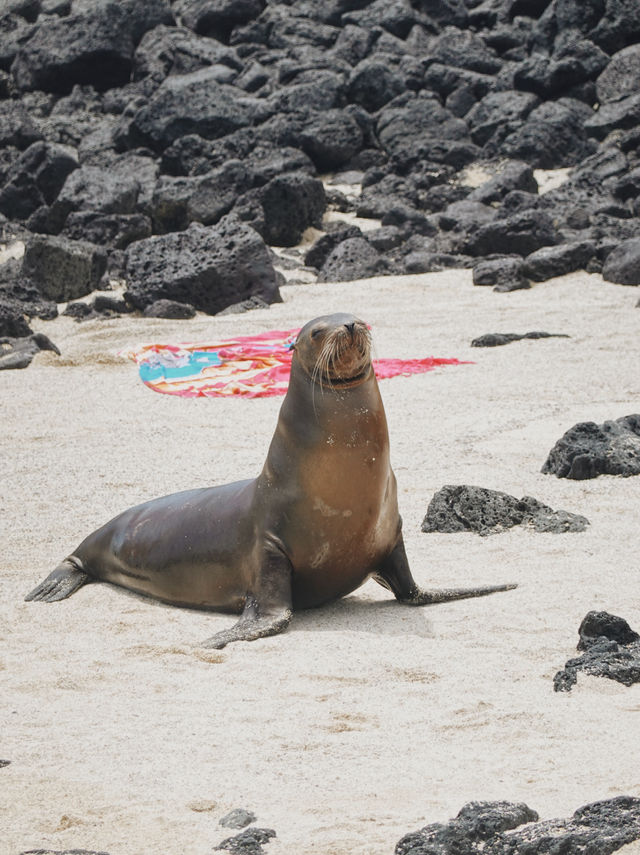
<box><xmin>125</xmin><ymin>328</ymin><xmax>469</xmax><ymax>398</ymax></box>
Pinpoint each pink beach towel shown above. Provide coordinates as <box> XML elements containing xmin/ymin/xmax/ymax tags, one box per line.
<box><xmin>126</xmin><ymin>327</ymin><xmax>469</xmax><ymax>398</ymax></box>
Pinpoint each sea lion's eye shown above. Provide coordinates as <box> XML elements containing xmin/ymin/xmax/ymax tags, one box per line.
<box><xmin>311</xmin><ymin>327</ymin><xmax>323</xmax><ymax>339</ymax></box>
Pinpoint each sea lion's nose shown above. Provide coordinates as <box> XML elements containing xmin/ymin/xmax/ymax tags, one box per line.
<box><xmin>345</xmin><ymin>322</ymin><xmax>355</xmax><ymax>338</ymax></box>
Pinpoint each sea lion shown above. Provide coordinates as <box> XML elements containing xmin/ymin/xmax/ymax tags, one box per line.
<box><xmin>25</xmin><ymin>312</ymin><xmax>515</xmax><ymax>648</ymax></box>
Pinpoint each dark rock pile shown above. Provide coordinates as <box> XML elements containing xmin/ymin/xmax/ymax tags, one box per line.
<box><xmin>554</xmin><ymin>610</ymin><xmax>640</xmax><ymax>692</ymax></box>
<box><xmin>542</xmin><ymin>414</ymin><xmax>640</xmax><ymax>479</ymax></box>
<box><xmin>396</xmin><ymin>796</ymin><xmax>640</xmax><ymax>855</ymax></box>
<box><xmin>470</xmin><ymin>330</ymin><xmax>569</xmax><ymax>346</ymax></box>
<box><xmin>2</xmin><ymin>0</ymin><xmax>640</xmax><ymax>349</ymax></box>
<box><xmin>219</xmin><ymin>808</ymin><xmax>258</xmax><ymax>830</ymax></box>
<box><xmin>215</xmin><ymin>826</ymin><xmax>276</xmax><ymax>854</ymax></box>
<box><xmin>0</xmin><ymin>330</ymin><xmax>60</xmax><ymax>369</ymax></box>
<box><xmin>421</xmin><ymin>484</ymin><xmax>589</xmax><ymax>534</ymax></box>
<box><xmin>19</xmin><ymin>850</ymin><xmax>111</xmax><ymax>855</ymax></box>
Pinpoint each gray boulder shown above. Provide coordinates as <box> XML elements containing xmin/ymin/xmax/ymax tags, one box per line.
<box><xmin>124</xmin><ymin>218</ymin><xmax>280</xmax><ymax>314</ymax></box>
<box><xmin>258</xmin><ymin>172</ymin><xmax>326</xmax><ymax>247</ymax></box>
<box><xmin>463</xmin><ymin>209</ymin><xmax>559</xmax><ymax>257</ymax></box>
<box><xmin>22</xmin><ymin>234</ymin><xmax>107</xmax><ymax>301</ymax></box>
<box><xmin>554</xmin><ymin>611</ymin><xmax>640</xmax><ymax>692</ymax></box>
<box><xmin>421</xmin><ymin>484</ymin><xmax>589</xmax><ymax>536</ymax></box>
<box><xmin>173</xmin><ymin>0</ymin><xmax>266</xmax><ymax>41</ymax></box>
<box><xmin>120</xmin><ymin>67</ymin><xmax>254</xmax><ymax>151</ymax></box>
<box><xmin>11</xmin><ymin>0</ymin><xmax>174</xmax><ymax>93</ymax></box>
<box><xmin>318</xmin><ymin>237</ymin><xmax>388</xmax><ymax>282</ymax></box>
<box><xmin>584</xmin><ymin>92</ymin><xmax>640</xmax><ymax>140</ymax></box>
<box><xmin>472</xmin><ymin>256</ymin><xmax>530</xmax><ymax>291</ymax></box>
<box><xmin>542</xmin><ymin>414</ymin><xmax>640</xmax><ymax>479</ymax></box>
<box><xmin>602</xmin><ymin>238</ymin><xmax>640</xmax><ymax>285</ymax></box>
<box><xmin>522</xmin><ymin>240</ymin><xmax>596</xmax><ymax>281</ymax></box>
<box><xmin>0</xmin><ymin>140</ymin><xmax>78</xmax><ymax>220</ymax></box>
<box><xmin>596</xmin><ymin>44</ymin><xmax>640</xmax><ymax>104</ymax></box>
<box><xmin>397</xmin><ymin>797</ymin><xmax>640</xmax><ymax>855</ymax></box>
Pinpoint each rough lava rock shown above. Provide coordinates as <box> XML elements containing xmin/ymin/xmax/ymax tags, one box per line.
<box><xmin>219</xmin><ymin>808</ymin><xmax>257</xmax><ymax>829</ymax></box>
<box><xmin>602</xmin><ymin>238</ymin><xmax>640</xmax><ymax>285</ymax></box>
<box><xmin>554</xmin><ymin>611</ymin><xmax>640</xmax><ymax>692</ymax></box>
<box><xmin>471</xmin><ymin>331</ymin><xmax>570</xmax><ymax>346</ymax></box>
<box><xmin>421</xmin><ymin>485</ymin><xmax>589</xmax><ymax>535</ymax></box>
<box><xmin>215</xmin><ymin>827</ymin><xmax>276</xmax><ymax>855</ymax></box>
<box><xmin>21</xmin><ymin>234</ymin><xmax>107</xmax><ymax>301</ymax></box>
<box><xmin>542</xmin><ymin>414</ymin><xmax>640</xmax><ymax>479</ymax></box>
<box><xmin>124</xmin><ymin>217</ymin><xmax>280</xmax><ymax>314</ymax></box>
<box><xmin>19</xmin><ymin>850</ymin><xmax>111</xmax><ymax>855</ymax></box>
<box><xmin>0</xmin><ymin>331</ymin><xmax>60</xmax><ymax>370</ymax></box>
<box><xmin>396</xmin><ymin>797</ymin><xmax>640</xmax><ymax>855</ymax></box>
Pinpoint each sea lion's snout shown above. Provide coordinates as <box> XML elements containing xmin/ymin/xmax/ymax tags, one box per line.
<box><xmin>294</xmin><ymin>313</ymin><xmax>372</xmax><ymax>387</ymax></box>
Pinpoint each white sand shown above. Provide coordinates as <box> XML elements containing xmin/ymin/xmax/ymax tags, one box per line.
<box><xmin>3</xmin><ymin>270</ymin><xmax>640</xmax><ymax>855</ymax></box>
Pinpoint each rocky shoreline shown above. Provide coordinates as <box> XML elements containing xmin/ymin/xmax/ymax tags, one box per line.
<box><xmin>2</xmin><ymin>0</ymin><xmax>640</xmax><ymax>350</ymax></box>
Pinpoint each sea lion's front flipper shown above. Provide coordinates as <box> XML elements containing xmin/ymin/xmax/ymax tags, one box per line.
<box><xmin>374</xmin><ymin>536</ymin><xmax>517</xmax><ymax>604</ymax></box>
<box><xmin>201</xmin><ymin>548</ymin><xmax>293</xmax><ymax>649</ymax></box>
<box><xmin>25</xmin><ymin>558</ymin><xmax>91</xmax><ymax>602</ymax></box>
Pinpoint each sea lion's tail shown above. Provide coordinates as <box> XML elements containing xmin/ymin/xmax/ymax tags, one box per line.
<box><xmin>402</xmin><ymin>583</ymin><xmax>517</xmax><ymax>605</ymax></box>
<box><xmin>25</xmin><ymin>558</ymin><xmax>91</xmax><ymax>602</ymax></box>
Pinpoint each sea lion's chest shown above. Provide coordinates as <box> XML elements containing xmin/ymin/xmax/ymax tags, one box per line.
<box><xmin>262</xmin><ymin>394</ymin><xmax>400</xmax><ymax>607</ymax></box>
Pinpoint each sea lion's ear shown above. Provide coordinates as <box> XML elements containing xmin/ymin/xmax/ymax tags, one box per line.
<box><xmin>288</xmin><ymin>342</ymin><xmax>296</xmax><ymax>352</ymax></box>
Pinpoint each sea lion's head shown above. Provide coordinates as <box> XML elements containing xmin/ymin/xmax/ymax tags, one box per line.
<box><xmin>293</xmin><ymin>313</ymin><xmax>372</xmax><ymax>388</ymax></box>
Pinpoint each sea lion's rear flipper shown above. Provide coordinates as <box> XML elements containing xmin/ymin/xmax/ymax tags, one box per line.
<box><xmin>25</xmin><ymin>558</ymin><xmax>91</xmax><ymax>602</ymax></box>
<box><xmin>201</xmin><ymin>548</ymin><xmax>293</xmax><ymax>649</ymax></box>
<box><xmin>201</xmin><ymin>596</ymin><xmax>293</xmax><ymax>649</ymax></box>
<box><xmin>374</xmin><ymin>536</ymin><xmax>517</xmax><ymax>604</ymax></box>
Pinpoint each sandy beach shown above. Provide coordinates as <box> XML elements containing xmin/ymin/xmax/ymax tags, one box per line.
<box><xmin>2</xmin><ymin>269</ymin><xmax>640</xmax><ymax>854</ymax></box>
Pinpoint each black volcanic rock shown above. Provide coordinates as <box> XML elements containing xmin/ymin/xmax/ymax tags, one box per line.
<box><xmin>63</xmin><ymin>212</ymin><xmax>152</xmax><ymax>250</ymax></box>
<box><xmin>258</xmin><ymin>172</ymin><xmax>325</xmax><ymax>247</ymax></box>
<box><xmin>304</xmin><ymin>223</ymin><xmax>363</xmax><ymax>270</ymax></box>
<box><xmin>124</xmin><ymin>218</ymin><xmax>280</xmax><ymax>314</ymax></box>
<box><xmin>318</xmin><ymin>236</ymin><xmax>389</xmax><ymax>282</ymax></box>
<box><xmin>500</xmin><ymin>99</ymin><xmax>597</xmax><ymax>168</ymax></box>
<box><xmin>472</xmin><ymin>256</ymin><xmax>530</xmax><ymax>291</ymax></box>
<box><xmin>578</xmin><ymin>610</ymin><xmax>640</xmax><ymax>650</ymax></box>
<box><xmin>298</xmin><ymin>109</ymin><xmax>363</xmax><ymax>172</ymax></box>
<box><xmin>466</xmin><ymin>90</ymin><xmax>539</xmax><ymax>149</ymax></box>
<box><xmin>143</xmin><ymin>298</ymin><xmax>196</xmax><ymax>319</ymax></box>
<box><xmin>11</xmin><ymin>0</ymin><xmax>174</xmax><ymax>93</ymax></box>
<box><xmin>421</xmin><ymin>484</ymin><xmax>589</xmax><ymax>535</ymax></box>
<box><xmin>22</xmin><ymin>233</ymin><xmax>107</xmax><ymax>301</ymax></box>
<box><xmin>0</xmin><ymin>100</ymin><xmax>42</xmax><ymax>149</ymax></box>
<box><xmin>584</xmin><ymin>92</ymin><xmax>640</xmax><ymax>141</ymax></box>
<box><xmin>132</xmin><ymin>24</ymin><xmax>243</xmax><ymax>84</ymax></box>
<box><xmin>0</xmin><ymin>140</ymin><xmax>78</xmax><ymax>220</ymax></box>
<box><xmin>468</xmin><ymin>160</ymin><xmax>538</xmax><ymax>204</ymax></box>
<box><xmin>542</xmin><ymin>414</ymin><xmax>640</xmax><ymax>479</ymax></box>
<box><xmin>0</xmin><ymin>330</ymin><xmax>60</xmax><ymax>370</ymax></box>
<box><xmin>396</xmin><ymin>797</ymin><xmax>640</xmax><ymax>855</ymax></box>
<box><xmin>0</xmin><ymin>295</ymin><xmax>33</xmax><ymax>337</ymax></box>
<box><xmin>471</xmin><ymin>331</ymin><xmax>570</xmax><ymax>346</ymax></box>
<box><xmin>150</xmin><ymin>160</ymin><xmax>253</xmax><ymax>232</ymax></box>
<box><xmin>463</xmin><ymin>209</ymin><xmax>559</xmax><ymax>257</ymax></box>
<box><xmin>522</xmin><ymin>240</ymin><xmax>596</xmax><ymax>281</ymax></box>
<box><xmin>554</xmin><ymin>611</ymin><xmax>640</xmax><ymax>692</ymax></box>
<box><xmin>118</xmin><ymin>68</ymin><xmax>254</xmax><ymax>151</ymax></box>
<box><xmin>377</xmin><ymin>92</ymin><xmax>469</xmax><ymax>158</ymax></box>
<box><xmin>174</xmin><ymin>0</ymin><xmax>266</xmax><ymax>42</ymax></box>
<box><xmin>602</xmin><ymin>238</ymin><xmax>640</xmax><ymax>285</ymax></box>
<box><xmin>596</xmin><ymin>44</ymin><xmax>640</xmax><ymax>104</ymax></box>
<box><xmin>215</xmin><ymin>826</ymin><xmax>276</xmax><ymax>855</ymax></box>
<box><xmin>347</xmin><ymin>56</ymin><xmax>406</xmax><ymax>113</ymax></box>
